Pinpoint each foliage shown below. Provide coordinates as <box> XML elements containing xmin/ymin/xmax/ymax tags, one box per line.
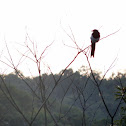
<box><xmin>0</xmin><ymin>68</ymin><xmax>126</xmax><ymax>125</ymax></box>
<box><xmin>115</xmin><ymin>84</ymin><xmax>126</xmax><ymax>126</ymax></box>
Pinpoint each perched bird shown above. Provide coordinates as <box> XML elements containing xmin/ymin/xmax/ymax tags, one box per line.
<box><xmin>90</xmin><ymin>29</ymin><xmax>100</xmax><ymax>57</ymax></box>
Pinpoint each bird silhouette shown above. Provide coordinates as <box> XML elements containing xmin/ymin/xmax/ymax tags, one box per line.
<box><xmin>90</xmin><ymin>29</ymin><xmax>100</xmax><ymax>57</ymax></box>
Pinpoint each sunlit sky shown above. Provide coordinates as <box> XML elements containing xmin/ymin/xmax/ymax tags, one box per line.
<box><xmin>0</xmin><ymin>0</ymin><xmax>126</xmax><ymax>77</ymax></box>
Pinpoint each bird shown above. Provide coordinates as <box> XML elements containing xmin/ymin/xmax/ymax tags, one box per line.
<box><xmin>90</xmin><ymin>29</ymin><xmax>100</xmax><ymax>57</ymax></box>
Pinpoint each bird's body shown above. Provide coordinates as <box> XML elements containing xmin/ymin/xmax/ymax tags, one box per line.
<box><xmin>90</xmin><ymin>29</ymin><xmax>100</xmax><ymax>57</ymax></box>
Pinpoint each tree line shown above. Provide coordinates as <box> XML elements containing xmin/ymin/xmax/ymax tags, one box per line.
<box><xmin>0</xmin><ymin>67</ymin><xmax>126</xmax><ymax>126</ymax></box>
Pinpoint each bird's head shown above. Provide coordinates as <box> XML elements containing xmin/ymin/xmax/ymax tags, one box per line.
<box><xmin>92</xmin><ymin>29</ymin><xmax>99</xmax><ymax>33</ymax></box>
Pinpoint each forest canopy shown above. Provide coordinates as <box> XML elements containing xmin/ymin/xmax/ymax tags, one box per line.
<box><xmin>0</xmin><ymin>67</ymin><xmax>126</xmax><ymax>126</ymax></box>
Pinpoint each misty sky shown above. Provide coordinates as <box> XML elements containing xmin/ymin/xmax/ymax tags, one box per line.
<box><xmin>0</xmin><ymin>0</ymin><xmax>125</xmax><ymax>77</ymax></box>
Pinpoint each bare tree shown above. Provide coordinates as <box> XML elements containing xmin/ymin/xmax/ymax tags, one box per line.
<box><xmin>62</xmin><ymin>27</ymin><xmax>121</xmax><ymax>126</ymax></box>
<box><xmin>0</xmin><ymin>27</ymin><xmax>121</xmax><ymax>126</ymax></box>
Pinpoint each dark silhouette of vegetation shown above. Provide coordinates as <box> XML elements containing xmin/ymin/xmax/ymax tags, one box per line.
<box><xmin>0</xmin><ymin>68</ymin><xmax>126</xmax><ymax>126</ymax></box>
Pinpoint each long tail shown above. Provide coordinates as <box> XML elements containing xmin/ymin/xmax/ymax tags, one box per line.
<box><xmin>91</xmin><ymin>43</ymin><xmax>95</xmax><ymax>57</ymax></box>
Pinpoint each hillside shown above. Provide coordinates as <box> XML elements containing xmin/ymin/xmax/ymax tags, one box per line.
<box><xmin>0</xmin><ymin>68</ymin><xmax>125</xmax><ymax>126</ymax></box>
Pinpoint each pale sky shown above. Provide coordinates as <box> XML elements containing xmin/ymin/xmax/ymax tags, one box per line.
<box><xmin>0</xmin><ymin>0</ymin><xmax>125</xmax><ymax>77</ymax></box>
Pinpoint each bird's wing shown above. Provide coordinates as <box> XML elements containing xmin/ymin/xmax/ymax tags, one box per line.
<box><xmin>91</xmin><ymin>35</ymin><xmax>100</xmax><ymax>43</ymax></box>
